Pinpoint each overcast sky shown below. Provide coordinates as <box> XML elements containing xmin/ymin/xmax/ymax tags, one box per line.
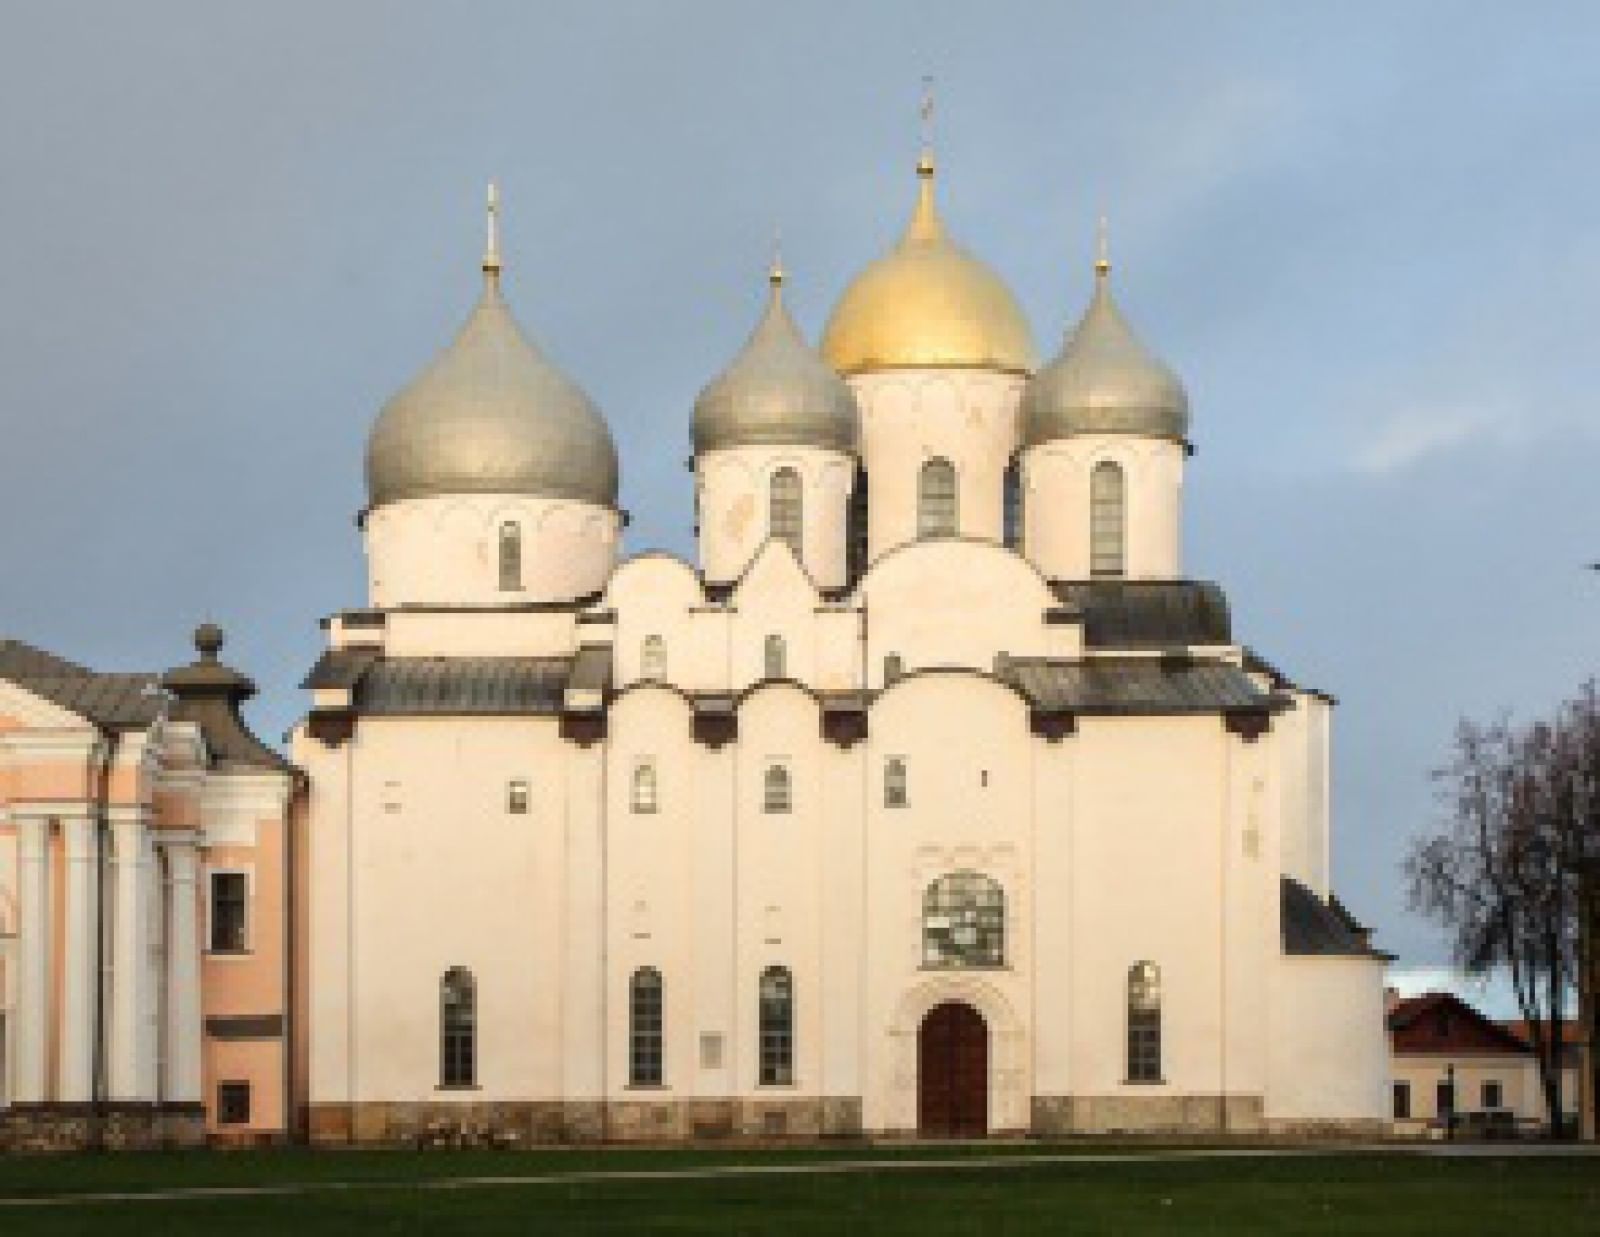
<box><xmin>2</xmin><ymin>1</ymin><xmax>1598</xmax><ymax>984</ymax></box>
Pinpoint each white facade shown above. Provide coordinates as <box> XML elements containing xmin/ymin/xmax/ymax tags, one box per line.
<box><xmin>291</xmin><ymin>175</ymin><xmax>1388</xmax><ymax>1144</ymax></box>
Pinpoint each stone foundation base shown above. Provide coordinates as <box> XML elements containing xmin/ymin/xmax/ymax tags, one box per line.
<box><xmin>0</xmin><ymin>1103</ymin><xmax>207</xmax><ymax>1152</ymax></box>
<box><xmin>1031</xmin><ymin>1095</ymin><xmax>1386</xmax><ymax>1141</ymax></box>
<box><xmin>307</xmin><ymin>1097</ymin><xmax>865</xmax><ymax>1147</ymax></box>
<box><xmin>1032</xmin><ymin>1094</ymin><xmax>1267</xmax><ymax>1137</ymax></box>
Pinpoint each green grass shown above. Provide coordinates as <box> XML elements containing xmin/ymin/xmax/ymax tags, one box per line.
<box><xmin>0</xmin><ymin>1147</ymin><xmax>1592</xmax><ymax>1235</ymax></box>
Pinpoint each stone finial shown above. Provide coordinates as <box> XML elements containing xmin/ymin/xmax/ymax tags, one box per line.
<box><xmin>195</xmin><ymin>622</ymin><xmax>225</xmax><ymax>662</ymax></box>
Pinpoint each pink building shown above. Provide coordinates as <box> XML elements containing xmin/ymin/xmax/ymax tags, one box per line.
<box><xmin>0</xmin><ymin>626</ymin><xmax>299</xmax><ymax>1149</ymax></box>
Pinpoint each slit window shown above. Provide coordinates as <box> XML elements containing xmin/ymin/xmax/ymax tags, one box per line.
<box><xmin>884</xmin><ymin>757</ymin><xmax>908</xmax><ymax>808</ymax></box>
<box><xmin>764</xmin><ymin>763</ymin><xmax>792</xmax><ymax>814</ymax></box>
<box><xmin>498</xmin><ymin>522</ymin><xmax>522</xmax><ymax>591</ymax></box>
<box><xmin>632</xmin><ymin>761</ymin><xmax>658</xmax><ymax>814</ymax></box>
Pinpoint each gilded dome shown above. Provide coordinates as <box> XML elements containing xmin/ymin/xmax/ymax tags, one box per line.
<box><xmin>821</xmin><ymin>158</ymin><xmax>1035</xmax><ymax>376</ymax></box>
<box><xmin>1020</xmin><ymin>258</ymin><xmax>1188</xmax><ymax>447</ymax></box>
<box><xmin>365</xmin><ymin>265</ymin><xmax>618</xmax><ymax>511</ymax></box>
<box><xmin>693</xmin><ymin>264</ymin><xmax>859</xmax><ymax>455</ymax></box>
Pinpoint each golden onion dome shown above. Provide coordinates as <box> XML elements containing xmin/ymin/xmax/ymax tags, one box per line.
<box><xmin>821</xmin><ymin>156</ymin><xmax>1035</xmax><ymax>376</ymax></box>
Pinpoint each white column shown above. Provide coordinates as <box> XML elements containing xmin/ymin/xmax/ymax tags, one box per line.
<box><xmin>57</xmin><ymin>810</ymin><xmax>98</xmax><ymax>1102</ymax></box>
<box><xmin>108</xmin><ymin>811</ymin><xmax>154</xmax><ymax>1101</ymax></box>
<box><xmin>13</xmin><ymin>813</ymin><xmax>51</xmax><ymax>1104</ymax></box>
<box><xmin>159</xmin><ymin>834</ymin><xmax>203</xmax><ymax>1104</ymax></box>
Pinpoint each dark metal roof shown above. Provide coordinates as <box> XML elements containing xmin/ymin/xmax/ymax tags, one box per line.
<box><xmin>1281</xmin><ymin>877</ymin><xmax>1386</xmax><ymax>959</ymax></box>
<box><xmin>1004</xmin><ymin>657</ymin><xmax>1267</xmax><ymax>715</ymax></box>
<box><xmin>1049</xmin><ymin>580</ymin><xmax>1231</xmax><ymax>649</ymax></box>
<box><xmin>20</xmin><ymin>674</ymin><xmax>164</xmax><ymax>730</ymax></box>
<box><xmin>302</xmin><ymin>648</ymin><xmax>382</xmax><ymax>691</ymax></box>
<box><xmin>0</xmin><ymin>639</ymin><xmax>93</xmax><ymax>680</ymax></box>
<box><xmin>567</xmin><ymin>644</ymin><xmax>613</xmax><ymax>696</ymax></box>
<box><xmin>354</xmin><ymin>657</ymin><xmax>573</xmax><ymax>716</ymax></box>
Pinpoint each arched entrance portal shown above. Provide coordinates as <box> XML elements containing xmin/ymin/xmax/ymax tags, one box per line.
<box><xmin>917</xmin><ymin>1001</ymin><xmax>988</xmax><ymax>1137</ymax></box>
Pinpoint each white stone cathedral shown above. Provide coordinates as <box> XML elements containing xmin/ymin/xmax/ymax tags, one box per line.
<box><xmin>292</xmin><ymin>159</ymin><xmax>1389</xmax><ymax>1144</ymax></box>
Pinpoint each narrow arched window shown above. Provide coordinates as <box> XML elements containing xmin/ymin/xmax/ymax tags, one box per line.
<box><xmin>764</xmin><ymin>634</ymin><xmax>786</xmax><ymax>680</ymax></box>
<box><xmin>758</xmin><ymin>966</ymin><xmax>794</xmax><ymax>1086</ymax></box>
<box><xmin>769</xmin><ymin>468</ymin><xmax>803</xmax><ymax>557</ymax></box>
<box><xmin>918</xmin><ymin>458</ymin><xmax>958</xmax><ymax>539</ymax></box>
<box><xmin>923</xmin><ymin>871</ymin><xmax>1004</xmax><ymax>968</ymax></box>
<box><xmin>629</xmin><ymin>967</ymin><xmax>664</xmax><ymax>1086</ymax></box>
<box><xmin>1127</xmin><ymin>961</ymin><xmax>1162</xmax><ymax>1082</ymax></box>
<box><xmin>1090</xmin><ymin>461</ymin><xmax>1126</xmax><ymax>577</ymax></box>
<box><xmin>763</xmin><ymin>763</ymin><xmax>792</xmax><ymax>814</ymax></box>
<box><xmin>632</xmin><ymin>761</ymin><xmax>658</xmax><ymax>814</ymax></box>
<box><xmin>884</xmin><ymin>757</ymin><xmax>908</xmax><ymax>808</ymax></box>
<box><xmin>1002</xmin><ymin>458</ymin><xmax>1024</xmax><ymax>552</ymax></box>
<box><xmin>846</xmin><ymin>465</ymin><xmax>870</xmax><ymax>581</ymax></box>
<box><xmin>440</xmin><ymin>967</ymin><xmax>476</xmax><ymax>1087</ymax></box>
<box><xmin>640</xmin><ymin>634</ymin><xmax>667</xmax><ymax>681</ymax></box>
<box><xmin>498</xmin><ymin>522</ymin><xmax>522</xmax><ymax>592</ymax></box>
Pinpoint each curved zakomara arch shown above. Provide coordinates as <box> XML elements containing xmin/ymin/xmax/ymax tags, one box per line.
<box><xmin>849</xmin><ymin>533</ymin><xmax>1059</xmax><ymax>609</ymax></box>
<box><xmin>609</xmin><ymin>665</ymin><xmax>1034</xmax><ymax>720</ymax></box>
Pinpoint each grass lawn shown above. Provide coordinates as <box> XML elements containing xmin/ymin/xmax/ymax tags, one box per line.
<box><xmin>0</xmin><ymin>1145</ymin><xmax>1591</xmax><ymax>1235</ymax></box>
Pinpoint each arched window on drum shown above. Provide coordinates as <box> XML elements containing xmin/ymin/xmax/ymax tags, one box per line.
<box><xmin>769</xmin><ymin>468</ymin><xmax>803</xmax><ymax>557</ymax></box>
<box><xmin>917</xmin><ymin>458</ymin><xmax>958</xmax><ymax>539</ymax></box>
<box><xmin>1090</xmin><ymin>460</ymin><xmax>1126</xmax><ymax>577</ymax></box>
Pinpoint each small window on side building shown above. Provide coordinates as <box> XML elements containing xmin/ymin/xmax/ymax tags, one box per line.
<box><xmin>217</xmin><ymin>1081</ymin><xmax>251</xmax><ymax>1125</ymax></box>
<box><xmin>1393</xmin><ymin>1081</ymin><xmax>1411</xmax><ymax>1119</ymax></box>
<box><xmin>209</xmin><ymin>872</ymin><xmax>248</xmax><ymax>954</ymax></box>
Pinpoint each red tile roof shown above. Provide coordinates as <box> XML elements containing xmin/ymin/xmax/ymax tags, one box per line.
<box><xmin>1388</xmin><ymin>992</ymin><xmax>1531</xmax><ymax>1056</ymax></box>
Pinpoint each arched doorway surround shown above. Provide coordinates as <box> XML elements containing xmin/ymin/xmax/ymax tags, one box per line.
<box><xmin>881</xmin><ymin>974</ymin><xmax>1028</xmax><ymax>1136</ymax></box>
<box><xmin>918</xmin><ymin>1001</ymin><xmax>987</xmax><ymax>1136</ymax></box>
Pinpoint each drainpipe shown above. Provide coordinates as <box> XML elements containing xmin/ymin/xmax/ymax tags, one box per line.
<box><xmin>90</xmin><ymin>724</ymin><xmax>121</xmax><ymax>1148</ymax></box>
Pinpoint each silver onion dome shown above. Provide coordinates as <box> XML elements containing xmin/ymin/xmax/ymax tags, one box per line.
<box><xmin>692</xmin><ymin>261</ymin><xmax>859</xmax><ymax>456</ymax></box>
<box><xmin>365</xmin><ymin>189</ymin><xmax>618</xmax><ymax>510</ymax></box>
<box><xmin>1020</xmin><ymin>248</ymin><xmax>1188</xmax><ymax>448</ymax></box>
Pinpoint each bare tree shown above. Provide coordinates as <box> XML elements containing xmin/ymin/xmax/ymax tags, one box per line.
<box><xmin>1407</xmin><ymin>683</ymin><xmax>1600</xmax><ymax>1137</ymax></box>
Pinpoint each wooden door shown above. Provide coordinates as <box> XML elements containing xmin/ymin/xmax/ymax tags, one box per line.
<box><xmin>917</xmin><ymin>1001</ymin><xmax>988</xmax><ymax>1137</ymax></box>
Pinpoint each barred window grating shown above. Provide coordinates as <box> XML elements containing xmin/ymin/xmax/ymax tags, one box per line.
<box><xmin>758</xmin><ymin>966</ymin><xmax>794</xmax><ymax>1086</ymax></box>
<box><xmin>1127</xmin><ymin>961</ymin><xmax>1161</xmax><ymax>1082</ymax></box>
<box><xmin>629</xmin><ymin>967</ymin><xmax>664</xmax><ymax>1086</ymax></box>
<box><xmin>1090</xmin><ymin>461</ymin><xmax>1125</xmax><ymax>577</ymax></box>
<box><xmin>922</xmin><ymin>871</ymin><xmax>1004</xmax><ymax>968</ymax></box>
<box><xmin>440</xmin><ymin>967</ymin><xmax>476</xmax><ymax>1087</ymax></box>
<box><xmin>918</xmin><ymin>458</ymin><xmax>958</xmax><ymax>539</ymax></box>
<box><xmin>770</xmin><ymin>468</ymin><xmax>803</xmax><ymax>557</ymax></box>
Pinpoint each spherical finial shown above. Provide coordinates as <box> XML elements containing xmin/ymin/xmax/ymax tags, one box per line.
<box><xmin>194</xmin><ymin>622</ymin><xmax>225</xmax><ymax>661</ymax></box>
<box><xmin>769</xmin><ymin>225</ymin><xmax>785</xmax><ymax>289</ymax></box>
